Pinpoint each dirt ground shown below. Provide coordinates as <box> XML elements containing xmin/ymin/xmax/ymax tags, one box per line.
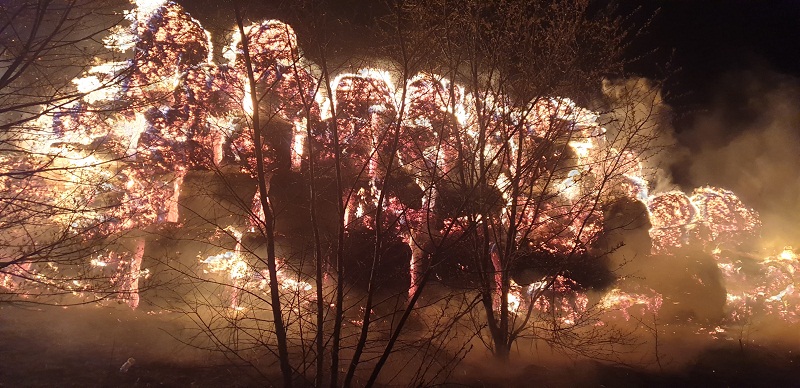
<box><xmin>3</xmin><ymin>304</ymin><xmax>800</xmax><ymax>387</ymax></box>
<box><xmin>0</xmin><ymin>305</ymin><xmax>263</xmax><ymax>387</ymax></box>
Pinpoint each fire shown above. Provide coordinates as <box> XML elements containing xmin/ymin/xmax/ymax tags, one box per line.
<box><xmin>5</xmin><ymin>0</ymin><xmax>799</xmax><ymax>343</ymax></box>
<box><xmin>647</xmin><ymin>191</ymin><xmax>698</xmax><ymax>253</ymax></box>
<box><xmin>691</xmin><ymin>186</ymin><xmax>760</xmax><ymax>245</ymax></box>
<box><xmin>776</xmin><ymin>246</ymin><xmax>797</xmax><ymax>263</ymax></box>
<box><xmin>528</xmin><ymin>275</ymin><xmax>590</xmax><ymax>326</ymax></box>
<box><xmin>0</xmin><ymin>0</ymin><xmax>652</xmax><ymax>317</ymax></box>
<box><xmin>203</xmin><ymin>249</ymin><xmax>314</xmax><ymax>311</ymax></box>
<box><xmin>600</xmin><ymin>288</ymin><xmax>663</xmax><ymax>321</ymax></box>
<box><xmin>713</xmin><ymin>246</ymin><xmax>800</xmax><ymax>323</ymax></box>
<box><xmin>203</xmin><ymin>251</ymin><xmax>248</xmax><ymax>279</ymax></box>
<box><xmin>647</xmin><ymin>186</ymin><xmax>759</xmax><ymax>254</ymax></box>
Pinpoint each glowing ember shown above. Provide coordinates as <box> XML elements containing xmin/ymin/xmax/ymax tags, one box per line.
<box><xmin>528</xmin><ymin>275</ymin><xmax>590</xmax><ymax>326</ymax></box>
<box><xmin>647</xmin><ymin>191</ymin><xmax>698</xmax><ymax>253</ymax></box>
<box><xmin>691</xmin><ymin>186</ymin><xmax>760</xmax><ymax>246</ymax></box>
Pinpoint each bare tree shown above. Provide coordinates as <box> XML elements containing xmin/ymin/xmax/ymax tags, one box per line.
<box><xmin>0</xmin><ymin>0</ymin><xmax>133</xmax><ymax>303</ymax></box>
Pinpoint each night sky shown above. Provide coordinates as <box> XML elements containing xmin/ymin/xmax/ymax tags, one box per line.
<box><xmin>181</xmin><ymin>0</ymin><xmax>800</xmax><ymax>122</ymax></box>
<box><xmin>619</xmin><ymin>0</ymin><xmax>800</xmax><ymax>127</ymax></box>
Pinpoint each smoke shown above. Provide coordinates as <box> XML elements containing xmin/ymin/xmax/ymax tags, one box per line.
<box><xmin>598</xmin><ymin>77</ymin><xmax>681</xmax><ymax>269</ymax></box>
<box><xmin>601</xmin><ymin>77</ymin><xmax>687</xmax><ymax>194</ymax></box>
<box><xmin>597</xmin><ymin>72</ymin><xmax>800</xmax><ymax>371</ymax></box>
<box><xmin>678</xmin><ymin>68</ymin><xmax>800</xmax><ymax>246</ymax></box>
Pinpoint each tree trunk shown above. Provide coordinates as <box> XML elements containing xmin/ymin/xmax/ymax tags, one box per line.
<box><xmin>235</xmin><ymin>7</ymin><xmax>292</xmax><ymax>387</ymax></box>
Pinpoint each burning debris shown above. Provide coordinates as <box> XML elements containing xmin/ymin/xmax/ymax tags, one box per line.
<box><xmin>0</xmin><ymin>0</ymin><xmax>795</xmax><ymax>341</ymax></box>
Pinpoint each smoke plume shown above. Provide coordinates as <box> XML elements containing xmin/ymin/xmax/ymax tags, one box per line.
<box><xmin>678</xmin><ymin>68</ymin><xmax>800</xmax><ymax>246</ymax></box>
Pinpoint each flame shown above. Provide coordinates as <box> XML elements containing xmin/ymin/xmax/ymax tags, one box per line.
<box><xmin>204</xmin><ymin>251</ymin><xmax>244</xmax><ymax>278</ymax></box>
<box><xmin>132</xmin><ymin>0</ymin><xmax>168</xmax><ymax>22</ymax></box>
<box><xmin>7</xmin><ymin>0</ymin><xmax>797</xmax><ymax>338</ymax></box>
<box><xmin>600</xmin><ymin>288</ymin><xmax>663</xmax><ymax>321</ymax></box>
<box><xmin>779</xmin><ymin>247</ymin><xmax>797</xmax><ymax>262</ymax></box>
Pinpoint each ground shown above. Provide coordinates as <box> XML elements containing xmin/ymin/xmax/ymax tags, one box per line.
<box><xmin>2</xmin><ymin>305</ymin><xmax>800</xmax><ymax>387</ymax></box>
<box><xmin>0</xmin><ymin>305</ymin><xmax>263</xmax><ymax>387</ymax></box>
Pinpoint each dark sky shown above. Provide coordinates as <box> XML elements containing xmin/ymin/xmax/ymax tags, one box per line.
<box><xmin>618</xmin><ymin>0</ymin><xmax>800</xmax><ymax>128</ymax></box>
<box><xmin>180</xmin><ymin>0</ymin><xmax>800</xmax><ymax>122</ymax></box>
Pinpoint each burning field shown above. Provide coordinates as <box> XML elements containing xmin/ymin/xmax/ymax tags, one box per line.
<box><xmin>2</xmin><ymin>0</ymin><xmax>800</xmax><ymax>386</ymax></box>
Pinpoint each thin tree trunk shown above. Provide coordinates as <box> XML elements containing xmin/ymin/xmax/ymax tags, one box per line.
<box><xmin>365</xmin><ymin>269</ymin><xmax>429</xmax><ymax>387</ymax></box>
<box><xmin>315</xmin><ymin>51</ymin><xmax>347</xmax><ymax>388</ymax></box>
<box><xmin>285</xmin><ymin>37</ymin><xmax>326</xmax><ymax>383</ymax></box>
<box><xmin>235</xmin><ymin>7</ymin><xmax>292</xmax><ymax>387</ymax></box>
<box><xmin>343</xmin><ymin>76</ymin><xmax>409</xmax><ymax>386</ymax></box>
